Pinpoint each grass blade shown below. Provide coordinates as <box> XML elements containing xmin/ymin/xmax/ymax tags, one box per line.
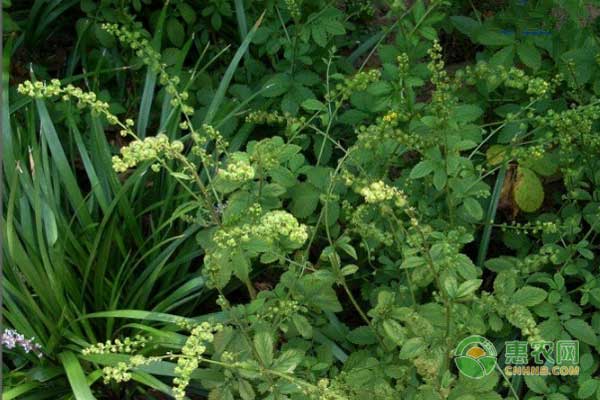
<box><xmin>58</xmin><ymin>352</ymin><xmax>97</xmax><ymax>400</ymax></box>
<box><xmin>477</xmin><ymin>163</ymin><xmax>508</xmax><ymax>267</ymax></box>
<box><xmin>203</xmin><ymin>12</ymin><xmax>265</xmax><ymax>125</ymax></box>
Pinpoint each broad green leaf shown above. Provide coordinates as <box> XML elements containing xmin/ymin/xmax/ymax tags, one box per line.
<box><xmin>410</xmin><ymin>160</ymin><xmax>434</xmax><ymax>179</ymax></box>
<box><xmin>524</xmin><ymin>375</ymin><xmax>549</xmax><ymax>394</ymax></box>
<box><xmin>272</xmin><ymin>349</ymin><xmax>303</xmax><ymax>373</ymax></box>
<box><xmin>451</xmin><ymin>16</ymin><xmax>481</xmax><ymax>37</ymax></box>
<box><xmin>512</xmin><ymin>286</ymin><xmax>548</xmax><ymax>307</ymax></box>
<box><xmin>290</xmin><ymin>182</ymin><xmax>320</xmax><ymax>218</ymax></box>
<box><xmin>452</xmin><ymin>104</ymin><xmax>483</xmax><ymax>122</ymax></box>
<box><xmin>564</xmin><ymin>319</ymin><xmax>598</xmax><ymax>346</ymax></box>
<box><xmin>463</xmin><ymin>198</ymin><xmax>484</xmax><ymax>220</ymax></box>
<box><xmin>514</xmin><ymin>167</ymin><xmax>544</xmax><ymax>213</ymax></box>
<box><xmin>399</xmin><ymin>337</ymin><xmax>426</xmax><ymax>359</ymax></box>
<box><xmin>577</xmin><ymin>379</ymin><xmax>599</xmax><ymax>399</ymax></box>
<box><xmin>253</xmin><ymin>331</ymin><xmax>274</xmax><ymax>367</ymax></box>
<box><xmin>476</xmin><ymin>30</ymin><xmax>514</xmax><ymax>46</ymax></box>
<box><xmin>517</xmin><ymin>42</ymin><xmax>541</xmax><ymax>70</ymax></box>
<box><xmin>166</xmin><ymin>17</ymin><xmax>184</xmax><ymax>47</ymax></box>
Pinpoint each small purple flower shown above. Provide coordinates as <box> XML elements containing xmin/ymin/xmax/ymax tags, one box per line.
<box><xmin>1</xmin><ymin>329</ymin><xmax>43</xmax><ymax>358</ymax></box>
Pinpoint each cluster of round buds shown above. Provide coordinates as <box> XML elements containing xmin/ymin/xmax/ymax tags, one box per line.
<box><xmin>517</xmin><ymin>246</ymin><xmax>560</xmax><ymax>273</ymax></box>
<box><xmin>427</xmin><ymin>40</ymin><xmax>455</xmax><ymax>117</ymax></box>
<box><xmin>218</xmin><ymin>156</ymin><xmax>255</xmax><ymax>184</ymax></box>
<box><xmin>17</xmin><ymin>80</ymin><xmax>124</xmax><ymax>127</ymax></box>
<box><xmin>328</xmin><ymin>69</ymin><xmax>381</xmax><ymax>104</ymax></box>
<box><xmin>506</xmin><ymin>304</ymin><xmax>542</xmax><ymax>343</ymax></box>
<box><xmin>397</xmin><ymin>53</ymin><xmax>410</xmax><ymax>77</ymax></box>
<box><xmin>247</xmin><ymin>111</ymin><xmax>306</xmax><ymax>137</ymax></box>
<box><xmin>382</xmin><ymin>111</ymin><xmax>399</xmax><ymax>123</ymax></box>
<box><xmin>259</xmin><ymin>299</ymin><xmax>304</xmax><ymax>321</ymax></box>
<box><xmin>355</xmin><ymin>117</ymin><xmax>424</xmax><ymax>151</ymax></box>
<box><xmin>213</xmin><ymin>210</ymin><xmax>308</xmax><ymax>249</ymax></box>
<box><xmin>498</xmin><ymin>220</ymin><xmax>560</xmax><ymax>235</ymax></box>
<box><xmin>172</xmin><ymin>322</ymin><xmax>223</xmax><ymax>400</ymax></box>
<box><xmin>284</xmin><ymin>0</ymin><xmax>301</xmax><ymax>20</ymax></box>
<box><xmin>82</xmin><ymin>335</ymin><xmax>148</xmax><ymax>355</ymax></box>
<box><xmin>246</xmin><ymin>110</ymin><xmax>288</xmax><ymax>125</ymax></box>
<box><xmin>413</xmin><ymin>354</ymin><xmax>441</xmax><ymax>383</ymax></box>
<box><xmin>102</xmin><ymin>23</ymin><xmax>194</xmax><ymax>116</ymax></box>
<box><xmin>526</xmin><ymin>77</ymin><xmax>550</xmax><ymax>97</ymax></box>
<box><xmin>112</xmin><ymin>134</ymin><xmax>184</xmax><ymax>173</ymax></box>
<box><xmin>427</xmin><ymin>40</ymin><xmax>447</xmax><ymax>85</ymax></box>
<box><xmin>308</xmin><ymin>378</ymin><xmax>347</xmax><ymax>400</ymax></box>
<box><xmin>101</xmin><ymin>355</ymin><xmax>151</xmax><ymax>384</ymax></box>
<box><xmin>102</xmin><ymin>23</ymin><xmax>161</xmax><ymax>72</ymax></box>
<box><xmin>360</xmin><ymin>180</ymin><xmax>408</xmax><ymax>208</ymax></box>
<box><xmin>256</xmin><ymin>210</ymin><xmax>309</xmax><ymax>245</ymax></box>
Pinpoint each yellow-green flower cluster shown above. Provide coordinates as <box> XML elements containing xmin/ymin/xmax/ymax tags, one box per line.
<box><xmin>82</xmin><ymin>335</ymin><xmax>148</xmax><ymax>355</ymax></box>
<box><xmin>112</xmin><ymin>134</ymin><xmax>184</xmax><ymax>173</ymax></box>
<box><xmin>190</xmin><ymin>124</ymin><xmax>229</xmax><ymax>168</ymax></box>
<box><xmin>328</xmin><ymin>69</ymin><xmax>381</xmax><ymax>105</ymax></box>
<box><xmin>102</xmin><ymin>23</ymin><xmax>194</xmax><ymax>115</ymax></box>
<box><xmin>360</xmin><ymin>180</ymin><xmax>407</xmax><ymax>208</ymax></box>
<box><xmin>17</xmin><ymin>80</ymin><xmax>125</xmax><ymax>127</ymax></box>
<box><xmin>245</xmin><ymin>110</ymin><xmax>306</xmax><ymax>135</ymax></box>
<box><xmin>526</xmin><ymin>77</ymin><xmax>550</xmax><ymax>97</ymax></box>
<box><xmin>214</xmin><ymin>210</ymin><xmax>308</xmax><ymax>249</ymax></box>
<box><xmin>506</xmin><ymin>304</ymin><xmax>542</xmax><ymax>343</ymax></box>
<box><xmin>249</xmin><ymin>136</ymin><xmax>297</xmax><ymax>170</ymax></box>
<box><xmin>354</xmin><ymin>115</ymin><xmax>425</xmax><ymax>151</ymax></box>
<box><xmin>427</xmin><ymin>40</ymin><xmax>455</xmax><ymax>118</ymax></box>
<box><xmin>172</xmin><ymin>322</ymin><xmax>223</xmax><ymax>400</ymax></box>
<box><xmin>101</xmin><ymin>355</ymin><xmax>151</xmax><ymax>384</ymax></box>
<box><xmin>397</xmin><ymin>53</ymin><xmax>410</xmax><ymax>78</ymax></box>
<box><xmin>285</xmin><ymin>0</ymin><xmax>301</xmax><ymax>20</ymax></box>
<box><xmin>218</xmin><ymin>154</ymin><xmax>255</xmax><ymax>183</ymax></box>
<box><xmin>259</xmin><ymin>299</ymin><xmax>305</xmax><ymax>321</ymax></box>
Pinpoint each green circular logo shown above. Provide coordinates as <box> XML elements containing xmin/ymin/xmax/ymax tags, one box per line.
<box><xmin>454</xmin><ymin>335</ymin><xmax>497</xmax><ymax>379</ymax></box>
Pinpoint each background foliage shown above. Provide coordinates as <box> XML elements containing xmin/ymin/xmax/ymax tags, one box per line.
<box><xmin>3</xmin><ymin>0</ymin><xmax>600</xmax><ymax>399</ymax></box>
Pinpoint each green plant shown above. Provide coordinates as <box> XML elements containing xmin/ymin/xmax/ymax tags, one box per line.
<box><xmin>4</xmin><ymin>1</ymin><xmax>600</xmax><ymax>400</ymax></box>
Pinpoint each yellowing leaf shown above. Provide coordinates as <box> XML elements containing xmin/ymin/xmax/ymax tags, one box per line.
<box><xmin>513</xmin><ymin>167</ymin><xmax>544</xmax><ymax>213</ymax></box>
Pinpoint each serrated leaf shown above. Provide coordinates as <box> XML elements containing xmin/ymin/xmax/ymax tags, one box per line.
<box><xmin>524</xmin><ymin>375</ymin><xmax>549</xmax><ymax>394</ymax></box>
<box><xmin>290</xmin><ymin>182</ymin><xmax>320</xmax><ymax>218</ymax></box>
<box><xmin>456</xmin><ymin>279</ymin><xmax>482</xmax><ymax>298</ymax></box>
<box><xmin>238</xmin><ymin>379</ymin><xmax>255</xmax><ymax>400</ymax></box>
<box><xmin>291</xmin><ymin>314</ymin><xmax>313</xmax><ymax>338</ymax></box>
<box><xmin>451</xmin><ymin>16</ymin><xmax>481</xmax><ymax>36</ymax></box>
<box><xmin>512</xmin><ymin>286</ymin><xmax>548</xmax><ymax>307</ymax></box>
<box><xmin>577</xmin><ymin>379</ymin><xmax>599</xmax><ymax>399</ymax></box>
<box><xmin>382</xmin><ymin>319</ymin><xmax>405</xmax><ymax>344</ymax></box>
<box><xmin>347</xmin><ymin>326</ymin><xmax>377</xmax><ymax>345</ymax></box>
<box><xmin>517</xmin><ymin>42</ymin><xmax>541</xmax><ymax>70</ymax></box>
<box><xmin>452</xmin><ymin>104</ymin><xmax>483</xmax><ymax>122</ymax></box>
<box><xmin>273</xmin><ymin>349</ymin><xmax>303</xmax><ymax>373</ymax></box>
<box><xmin>564</xmin><ymin>319</ymin><xmax>598</xmax><ymax>346</ymax></box>
<box><xmin>253</xmin><ymin>332</ymin><xmax>274</xmax><ymax>366</ymax></box>
<box><xmin>410</xmin><ymin>160</ymin><xmax>434</xmax><ymax>179</ymax></box>
<box><xmin>301</xmin><ymin>98</ymin><xmax>325</xmax><ymax>111</ymax></box>
<box><xmin>399</xmin><ymin>337</ymin><xmax>426</xmax><ymax>359</ymax></box>
<box><xmin>463</xmin><ymin>197</ymin><xmax>484</xmax><ymax>220</ymax></box>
